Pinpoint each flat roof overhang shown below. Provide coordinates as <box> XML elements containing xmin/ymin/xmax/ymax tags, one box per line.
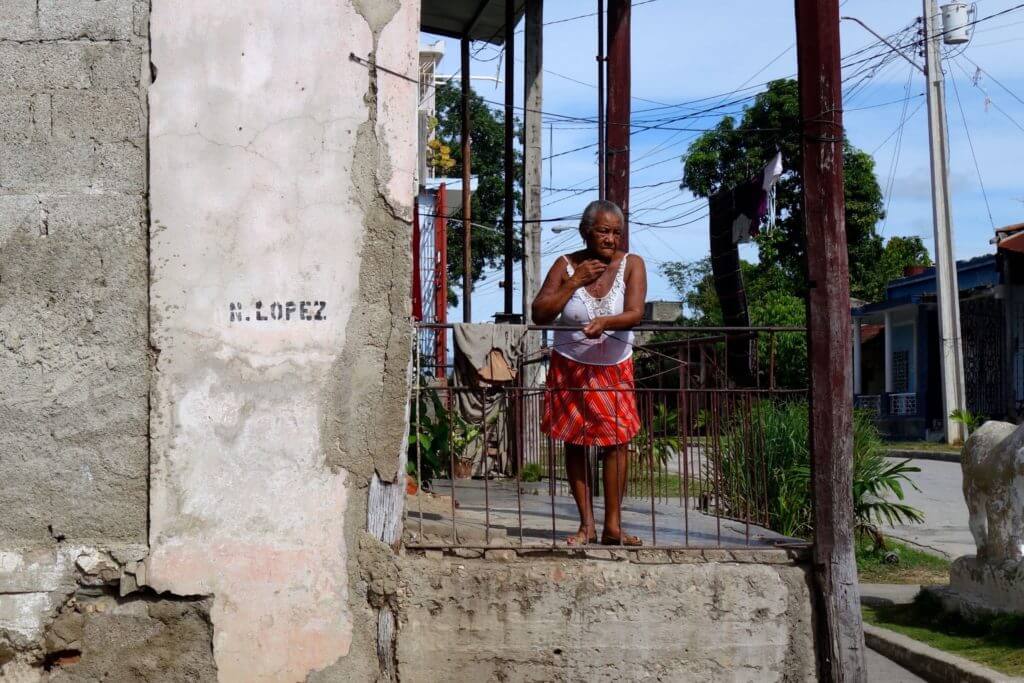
<box><xmin>421</xmin><ymin>0</ymin><xmax>527</xmax><ymax>44</ymax></box>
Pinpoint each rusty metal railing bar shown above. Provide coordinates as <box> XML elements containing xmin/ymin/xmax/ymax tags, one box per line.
<box><xmin>415</xmin><ymin>322</ymin><xmax>807</xmax><ymax>333</ymax></box>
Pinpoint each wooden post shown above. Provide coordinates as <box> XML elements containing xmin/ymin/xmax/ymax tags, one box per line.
<box><xmin>461</xmin><ymin>39</ymin><xmax>472</xmax><ymax>323</ymax></box>
<box><xmin>597</xmin><ymin>0</ymin><xmax>606</xmax><ymax>201</ymax></box>
<box><xmin>606</xmin><ymin>0</ymin><xmax>630</xmax><ymax>248</ymax></box>
<box><xmin>794</xmin><ymin>1</ymin><xmax>867</xmax><ymax>680</ymax></box>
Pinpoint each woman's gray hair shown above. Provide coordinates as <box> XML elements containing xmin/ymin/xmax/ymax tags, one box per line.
<box><xmin>579</xmin><ymin>200</ymin><xmax>624</xmax><ymax>235</ymax></box>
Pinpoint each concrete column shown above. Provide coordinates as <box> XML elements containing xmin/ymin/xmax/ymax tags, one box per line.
<box><xmin>853</xmin><ymin>319</ymin><xmax>862</xmax><ymax>395</ymax></box>
<box><xmin>911</xmin><ymin>315</ymin><xmax>919</xmax><ymax>393</ymax></box>
<box><xmin>884</xmin><ymin>311</ymin><xmax>894</xmax><ymax>393</ymax></box>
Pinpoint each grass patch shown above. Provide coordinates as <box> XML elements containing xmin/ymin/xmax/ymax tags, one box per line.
<box><xmin>863</xmin><ymin>592</ymin><xmax>1024</xmax><ymax>676</ymax></box>
<box><xmin>623</xmin><ymin>472</ymin><xmax>710</xmax><ymax>500</ymax></box>
<box><xmin>886</xmin><ymin>440</ymin><xmax>960</xmax><ymax>454</ymax></box>
<box><xmin>856</xmin><ymin>537</ymin><xmax>950</xmax><ymax>584</ymax></box>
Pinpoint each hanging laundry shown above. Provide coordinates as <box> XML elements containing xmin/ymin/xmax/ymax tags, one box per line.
<box><xmin>452</xmin><ymin>323</ymin><xmax>528</xmax><ymax>477</ymax></box>
<box><xmin>732</xmin><ymin>151</ymin><xmax>784</xmax><ymax>245</ymax></box>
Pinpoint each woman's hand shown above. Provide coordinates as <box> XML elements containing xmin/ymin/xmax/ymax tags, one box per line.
<box><xmin>582</xmin><ymin>317</ymin><xmax>608</xmax><ymax>339</ymax></box>
<box><xmin>567</xmin><ymin>259</ymin><xmax>607</xmax><ymax>288</ymax></box>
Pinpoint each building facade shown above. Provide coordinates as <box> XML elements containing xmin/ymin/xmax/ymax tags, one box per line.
<box><xmin>853</xmin><ymin>251</ymin><xmax>1024</xmax><ymax>440</ymax></box>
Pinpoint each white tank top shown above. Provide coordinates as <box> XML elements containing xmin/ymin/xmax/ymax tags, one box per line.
<box><xmin>552</xmin><ymin>254</ymin><xmax>634</xmax><ymax>366</ymax></box>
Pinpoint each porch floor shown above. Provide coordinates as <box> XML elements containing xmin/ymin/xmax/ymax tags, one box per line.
<box><xmin>406</xmin><ymin>478</ymin><xmax>798</xmax><ymax>549</ymax></box>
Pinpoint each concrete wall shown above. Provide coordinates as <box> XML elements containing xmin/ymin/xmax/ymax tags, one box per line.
<box><xmin>0</xmin><ymin>0</ymin><xmax>156</xmax><ymax>671</ymax></box>
<box><xmin>0</xmin><ymin>0</ymin><xmax>150</xmax><ymax>548</ymax></box>
<box><xmin>397</xmin><ymin>551</ymin><xmax>817</xmax><ymax>682</ymax></box>
<box><xmin>145</xmin><ymin>0</ymin><xmax>417</xmax><ymax>681</ymax></box>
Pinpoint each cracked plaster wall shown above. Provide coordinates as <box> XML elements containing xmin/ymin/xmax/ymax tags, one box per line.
<box><xmin>146</xmin><ymin>0</ymin><xmax>417</xmax><ymax>681</ymax></box>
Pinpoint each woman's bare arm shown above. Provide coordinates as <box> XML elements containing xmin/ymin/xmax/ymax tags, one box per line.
<box><xmin>531</xmin><ymin>257</ymin><xmax>607</xmax><ymax>324</ymax></box>
<box><xmin>582</xmin><ymin>255</ymin><xmax>647</xmax><ymax>338</ymax></box>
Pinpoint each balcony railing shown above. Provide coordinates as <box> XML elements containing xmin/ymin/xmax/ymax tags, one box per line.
<box><xmin>407</xmin><ymin>324</ymin><xmax>809</xmax><ymax>551</ymax></box>
<box><xmin>854</xmin><ymin>394</ymin><xmax>882</xmax><ymax>416</ymax></box>
<box><xmin>889</xmin><ymin>392</ymin><xmax>918</xmax><ymax>417</ymax></box>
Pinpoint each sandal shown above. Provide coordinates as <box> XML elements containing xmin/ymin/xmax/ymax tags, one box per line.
<box><xmin>600</xmin><ymin>533</ymin><xmax>643</xmax><ymax>547</ymax></box>
<box><xmin>566</xmin><ymin>529</ymin><xmax>598</xmax><ymax>546</ymax></box>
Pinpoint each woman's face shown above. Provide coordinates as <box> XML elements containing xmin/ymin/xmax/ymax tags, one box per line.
<box><xmin>581</xmin><ymin>211</ymin><xmax>623</xmax><ymax>260</ymax></box>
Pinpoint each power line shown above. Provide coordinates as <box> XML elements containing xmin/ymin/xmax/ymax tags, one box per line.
<box><xmin>960</xmin><ymin>54</ymin><xmax>1024</xmax><ymax>108</ymax></box>
<box><xmin>949</xmin><ymin>69</ymin><xmax>996</xmax><ymax>229</ymax></box>
<box><xmin>951</xmin><ymin>56</ymin><xmax>1024</xmax><ymax>134</ymax></box>
<box><xmin>880</xmin><ymin>65</ymin><xmax>916</xmax><ymax>235</ymax></box>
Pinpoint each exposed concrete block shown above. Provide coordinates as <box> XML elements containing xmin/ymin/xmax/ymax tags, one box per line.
<box><xmin>0</xmin><ymin>140</ymin><xmax>145</xmax><ymax>192</ymax></box>
<box><xmin>132</xmin><ymin>0</ymin><xmax>148</xmax><ymax>38</ymax></box>
<box><xmin>483</xmin><ymin>550</ymin><xmax>517</xmax><ymax>562</ymax></box>
<box><xmin>1</xmin><ymin>190</ymin><xmax>147</xmax><ymax>546</ymax></box>
<box><xmin>51</xmin><ymin>90</ymin><xmax>144</xmax><ymax>141</ymax></box>
<box><xmin>0</xmin><ymin>0</ymin><xmax>39</xmax><ymax>41</ymax></box>
<box><xmin>38</xmin><ymin>0</ymin><xmax>134</xmax><ymax>41</ymax></box>
<box><xmin>30</xmin><ymin>94</ymin><xmax>52</xmax><ymax>140</ymax></box>
<box><xmin>0</xmin><ymin>93</ymin><xmax>32</xmax><ymax>142</ymax></box>
<box><xmin>634</xmin><ymin>549</ymin><xmax>672</xmax><ymax>564</ymax></box>
<box><xmin>0</xmin><ymin>42</ymin><xmax>142</xmax><ymax>91</ymax></box>
<box><xmin>0</xmin><ymin>195</ymin><xmax>43</xmax><ymax>242</ymax></box>
<box><xmin>701</xmin><ymin>548</ymin><xmax>737</xmax><ymax>562</ymax></box>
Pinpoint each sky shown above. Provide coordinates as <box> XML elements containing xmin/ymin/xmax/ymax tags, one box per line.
<box><xmin>420</xmin><ymin>0</ymin><xmax>1024</xmax><ymax>322</ymax></box>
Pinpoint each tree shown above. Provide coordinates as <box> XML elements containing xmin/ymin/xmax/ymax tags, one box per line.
<box><xmin>860</xmin><ymin>236</ymin><xmax>933</xmax><ymax>302</ymax></box>
<box><xmin>433</xmin><ymin>83</ymin><xmax>523</xmax><ymax>305</ymax></box>
<box><xmin>681</xmin><ymin>79</ymin><xmax>885</xmax><ymax>300</ymax></box>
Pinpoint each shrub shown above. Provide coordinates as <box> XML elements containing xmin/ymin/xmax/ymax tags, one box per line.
<box><xmin>719</xmin><ymin>400</ymin><xmax>923</xmax><ymax>540</ymax></box>
<box><xmin>520</xmin><ymin>462</ymin><xmax>544</xmax><ymax>482</ymax></box>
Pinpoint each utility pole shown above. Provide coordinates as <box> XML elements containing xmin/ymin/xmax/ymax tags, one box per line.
<box><xmin>502</xmin><ymin>0</ymin><xmax>516</xmax><ymax>317</ymax></box>
<box><xmin>606</xmin><ymin>0</ymin><xmax>631</xmax><ymax>247</ymax></box>
<box><xmin>923</xmin><ymin>0</ymin><xmax>968</xmax><ymax>444</ymax></box>
<box><xmin>523</xmin><ymin>0</ymin><xmax>543</xmax><ymax>326</ymax></box>
<box><xmin>795</xmin><ymin>0</ymin><xmax>866</xmax><ymax>680</ymax></box>
<box><xmin>522</xmin><ymin>0</ymin><xmax>543</xmax><ymax>466</ymax></box>
<box><xmin>461</xmin><ymin>39</ymin><xmax>472</xmax><ymax>323</ymax></box>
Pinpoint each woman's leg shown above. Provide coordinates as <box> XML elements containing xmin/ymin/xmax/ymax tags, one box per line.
<box><xmin>565</xmin><ymin>444</ymin><xmax>596</xmax><ymax>543</ymax></box>
<box><xmin>601</xmin><ymin>444</ymin><xmax>628</xmax><ymax>540</ymax></box>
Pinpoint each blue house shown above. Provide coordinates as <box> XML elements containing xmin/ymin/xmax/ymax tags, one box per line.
<box><xmin>852</xmin><ymin>251</ymin><xmax>1024</xmax><ymax>440</ymax></box>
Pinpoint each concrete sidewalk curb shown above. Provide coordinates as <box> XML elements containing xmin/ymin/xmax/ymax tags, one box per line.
<box><xmin>887</xmin><ymin>449</ymin><xmax>961</xmax><ymax>463</ymax></box>
<box><xmin>864</xmin><ymin>623</ymin><xmax>1018</xmax><ymax>683</ymax></box>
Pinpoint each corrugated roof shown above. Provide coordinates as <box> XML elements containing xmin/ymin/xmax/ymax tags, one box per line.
<box><xmin>421</xmin><ymin>0</ymin><xmax>527</xmax><ymax>44</ymax></box>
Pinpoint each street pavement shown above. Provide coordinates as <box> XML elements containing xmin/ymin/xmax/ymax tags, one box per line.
<box><xmin>883</xmin><ymin>456</ymin><xmax>975</xmax><ymax>559</ymax></box>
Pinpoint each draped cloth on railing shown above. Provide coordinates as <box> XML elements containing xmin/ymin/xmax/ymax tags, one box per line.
<box><xmin>453</xmin><ymin>323</ymin><xmax>528</xmax><ymax>476</ymax></box>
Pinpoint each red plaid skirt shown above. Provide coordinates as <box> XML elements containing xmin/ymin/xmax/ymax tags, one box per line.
<box><xmin>541</xmin><ymin>351</ymin><xmax>641</xmax><ymax>446</ymax></box>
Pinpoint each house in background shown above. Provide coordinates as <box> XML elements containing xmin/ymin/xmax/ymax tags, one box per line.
<box><xmin>853</xmin><ymin>224</ymin><xmax>1024</xmax><ymax>440</ymax></box>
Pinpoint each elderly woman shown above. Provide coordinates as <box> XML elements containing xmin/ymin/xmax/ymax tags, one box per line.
<box><xmin>531</xmin><ymin>199</ymin><xmax>647</xmax><ymax>546</ymax></box>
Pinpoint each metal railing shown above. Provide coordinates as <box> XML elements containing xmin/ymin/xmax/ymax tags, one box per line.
<box><xmin>888</xmin><ymin>392</ymin><xmax>918</xmax><ymax>417</ymax></box>
<box><xmin>854</xmin><ymin>394</ymin><xmax>882</xmax><ymax>415</ymax></box>
<box><xmin>407</xmin><ymin>324</ymin><xmax>808</xmax><ymax>551</ymax></box>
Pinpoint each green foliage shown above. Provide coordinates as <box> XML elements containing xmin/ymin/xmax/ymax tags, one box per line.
<box><xmin>681</xmin><ymin>79</ymin><xmax>886</xmax><ymax>299</ymax></box>
<box><xmin>520</xmin><ymin>462</ymin><xmax>544</xmax><ymax>483</ymax></box>
<box><xmin>863</xmin><ymin>593</ymin><xmax>1024</xmax><ymax>676</ymax></box>
<box><xmin>433</xmin><ymin>83</ymin><xmax>523</xmax><ymax>304</ymax></box>
<box><xmin>749</xmin><ymin>289</ymin><xmax>807</xmax><ymax>389</ymax></box>
<box><xmin>951</xmin><ymin>408</ymin><xmax>985</xmax><ymax>437</ymax></box>
<box><xmin>855</xmin><ymin>536</ymin><xmax>950</xmax><ymax>585</ymax></box>
<box><xmin>860</xmin><ymin>236</ymin><xmax>933</xmax><ymax>302</ymax></box>
<box><xmin>632</xmin><ymin>404</ymin><xmax>681</xmax><ymax>467</ymax></box>
<box><xmin>719</xmin><ymin>401</ymin><xmax>923</xmax><ymax>539</ymax></box>
<box><xmin>407</xmin><ymin>386</ymin><xmax>484</xmax><ymax>485</ymax></box>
